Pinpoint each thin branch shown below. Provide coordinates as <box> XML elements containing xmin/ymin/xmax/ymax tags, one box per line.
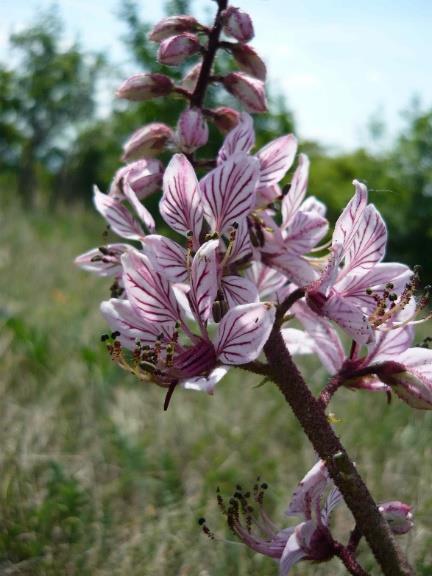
<box><xmin>332</xmin><ymin>540</ymin><xmax>370</xmax><ymax>576</ymax></box>
<box><xmin>240</xmin><ymin>360</ymin><xmax>271</xmax><ymax>377</ymax></box>
<box><xmin>318</xmin><ymin>375</ymin><xmax>342</xmax><ymax>408</ymax></box>
<box><xmin>276</xmin><ymin>288</ymin><xmax>305</xmax><ymax>325</ymax></box>
<box><xmin>263</xmin><ymin>326</ymin><xmax>413</xmax><ymax>576</ymax></box>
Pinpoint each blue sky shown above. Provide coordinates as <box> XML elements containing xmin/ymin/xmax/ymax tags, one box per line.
<box><xmin>1</xmin><ymin>0</ymin><xmax>431</xmax><ymax>150</ymax></box>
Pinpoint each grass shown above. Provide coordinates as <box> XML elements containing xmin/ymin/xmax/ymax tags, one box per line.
<box><xmin>1</xmin><ymin>199</ymin><xmax>432</xmax><ymax>575</ymax></box>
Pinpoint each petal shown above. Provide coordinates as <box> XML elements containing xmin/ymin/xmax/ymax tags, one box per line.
<box><xmin>322</xmin><ymin>293</ymin><xmax>374</xmax><ymax>345</ymax></box>
<box><xmin>332</xmin><ymin>179</ymin><xmax>368</xmax><ymax>252</ymax></box>
<box><xmin>94</xmin><ymin>186</ymin><xmax>144</xmax><ymax>240</ymax></box>
<box><xmin>181</xmin><ymin>365</ymin><xmax>230</xmax><ymax>394</ymax></box>
<box><xmin>217</xmin><ymin>112</ymin><xmax>255</xmax><ymax>164</ymax></box>
<box><xmin>300</xmin><ymin>195</ymin><xmax>327</xmax><ymax>217</ymax></box>
<box><xmin>215</xmin><ymin>303</ymin><xmax>275</xmax><ymax>364</ymax></box>
<box><xmin>257</xmin><ymin>134</ymin><xmax>297</xmax><ymax>187</ymax></box>
<box><xmin>279</xmin><ymin>531</ymin><xmax>305</xmax><ymax>576</ymax></box>
<box><xmin>141</xmin><ymin>234</ymin><xmax>188</xmax><ymax>283</ymax></box>
<box><xmin>75</xmin><ymin>243</ymin><xmax>129</xmax><ymax>276</ymax></box>
<box><xmin>281</xmin><ymin>154</ymin><xmax>310</xmax><ymax>227</ymax></box>
<box><xmin>336</xmin><ymin>262</ymin><xmax>410</xmax><ymax>312</ymax></box>
<box><xmin>226</xmin><ymin>218</ymin><xmax>253</xmax><ymax>264</ymax></box>
<box><xmin>245</xmin><ymin>261</ymin><xmax>287</xmax><ymax>299</ymax></box>
<box><xmin>267</xmin><ymin>251</ymin><xmax>318</xmax><ymax>288</ymax></box>
<box><xmin>201</xmin><ymin>153</ymin><xmax>260</xmax><ymax>234</ymax></box>
<box><xmin>283</xmin><ymin>210</ymin><xmax>329</xmax><ymax>255</ymax></box>
<box><xmin>122</xmin><ymin>248</ymin><xmax>182</xmax><ymax>325</ymax></box>
<box><xmin>189</xmin><ymin>239</ymin><xmax>219</xmax><ymax>324</ymax></box>
<box><xmin>294</xmin><ymin>304</ymin><xmax>345</xmax><ymax>374</ymax></box>
<box><xmin>100</xmin><ymin>298</ymin><xmax>164</xmax><ymax>349</ymax></box>
<box><xmin>281</xmin><ymin>328</ymin><xmax>316</xmax><ymax>355</ymax></box>
<box><xmin>160</xmin><ymin>153</ymin><xmax>203</xmax><ymax>240</ymax></box>
<box><xmin>123</xmin><ymin>182</ymin><xmax>156</xmax><ymax>232</ymax></box>
<box><xmin>366</xmin><ymin>325</ymin><xmax>414</xmax><ymax>364</ymax></box>
<box><xmin>221</xmin><ymin>275</ymin><xmax>259</xmax><ymax>307</ymax></box>
<box><xmin>286</xmin><ymin>460</ymin><xmax>329</xmax><ymax>518</ymax></box>
<box><xmin>342</xmin><ymin>204</ymin><xmax>387</xmax><ymax>275</ymax></box>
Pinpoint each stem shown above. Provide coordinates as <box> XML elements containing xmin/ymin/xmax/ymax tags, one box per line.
<box><xmin>332</xmin><ymin>541</ymin><xmax>369</xmax><ymax>576</ymax></box>
<box><xmin>276</xmin><ymin>288</ymin><xmax>305</xmax><ymax>325</ymax></box>
<box><xmin>263</xmin><ymin>326</ymin><xmax>413</xmax><ymax>576</ymax></box>
<box><xmin>319</xmin><ymin>375</ymin><xmax>342</xmax><ymax>408</ymax></box>
<box><xmin>190</xmin><ymin>0</ymin><xmax>228</xmax><ymax>109</ymax></box>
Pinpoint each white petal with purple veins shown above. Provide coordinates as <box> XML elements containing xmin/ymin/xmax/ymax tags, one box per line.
<box><xmin>281</xmin><ymin>154</ymin><xmax>310</xmax><ymax>228</ymax></box>
<box><xmin>201</xmin><ymin>153</ymin><xmax>260</xmax><ymax>234</ymax></box>
<box><xmin>221</xmin><ymin>275</ymin><xmax>259</xmax><ymax>307</ymax></box>
<box><xmin>217</xmin><ymin>112</ymin><xmax>255</xmax><ymax>164</ymax></box>
<box><xmin>332</xmin><ymin>180</ymin><xmax>368</xmax><ymax>252</ymax></box>
<box><xmin>322</xmin><ymin>293</ymin><xmax>374</xmax><ymax>345</ymax></box>
<box><xmin>141</xmin><ymin>235</ymin><xmax>188</xmax><ymax>282</ymax></box>
<box><xmin>214</xmin><ymin>303</ymin><xmax>275</xmax><ymax>364</ymax></box>
<box><xmin>94</xmin><ymin>186</ymin><xmax>144</xmax><ymax>240</ymax></box>
<box><xmin>160</xmin><ymin>153</ymin><xmax>203</xmax><ymax>240</ymax></box>
<box><xmin>122</xmin><ymin>249</ymin><xmax>182</xmax><ymax>325</ymax></box>
<box><xmin>257</xmin><ymin>134</ymin><xmax>297</xmax><ymax>187</ymax></box>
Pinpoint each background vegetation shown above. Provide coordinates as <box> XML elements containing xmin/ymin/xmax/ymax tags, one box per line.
<box><xmin>1</xmin><ymin>1</ymin><xmax>432</xmax><ymax>574</ymax></box>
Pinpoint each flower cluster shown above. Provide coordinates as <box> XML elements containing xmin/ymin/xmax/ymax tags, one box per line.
<box><xmin>75</xmin><ymin>1</ymin><xmax>426</xmax><ymax>573</ymax></box>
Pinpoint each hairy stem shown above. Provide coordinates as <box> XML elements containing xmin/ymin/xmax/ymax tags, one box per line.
<box><xmin>332</xmin><ymin>541</ymin><xmax>370</xmax><ymax>576</ymax></box>
<box><xmin>264</xmin><ymin>326</ymin><xmax>413</xmax><ymax>576</ymax></box>
<box><xmin>190</xmin><ymin>0</ymin><xmax>228</xmax><ymax>109</ymax></box>
<box><xmin>318</xmin><ymin>375</ymin><xmax>342</xmax><ymax>408</ymax></box>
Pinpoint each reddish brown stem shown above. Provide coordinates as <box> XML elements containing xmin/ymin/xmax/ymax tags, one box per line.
<box><xmin>264</xmin><ymin>326</ymin><xmax>413</xmax><ymax>576</ymax></box>
<box><xmin>332</xmin><ymin>540</ymin><xmax>369</xmax><ymax>576</ymax></box>
<box><xmin>318</xmin><ymin>375</ymin><xmax>342</xmax><ymax>408</ymax></box>
<box><xmin>190</xmin><ymin>0</ymin><xmax>228</xmax><ymax>108</ymax></box>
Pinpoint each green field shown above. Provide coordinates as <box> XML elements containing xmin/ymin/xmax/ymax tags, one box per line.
<box><xmin>1</xmin><ymin>199</ymin><xmax>431</xmax><ymax>575</ymax></box>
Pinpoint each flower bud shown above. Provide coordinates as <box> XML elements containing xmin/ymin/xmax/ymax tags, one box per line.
<box><xmin>377</xmin><ymin>350</ymin><xmax>432</xmax><ymax>410</ymax></box>
<box><xmin>157</xmin><ymin>33</ymin><xmax>201</xmax><ymax>66</ymax></box>
<box><xmin>223</xmin><ymin>72</ymin><xmax>267</xmax><ymax>113</ymax></box>
<box><xmin>176</xmin><ymin>107</ymin><xmax>208</xmax><ymax>153</ymax></box>
<box><xmin>231</xmin><ymin>44</ymin><xmax>267</xmax><ymax>80</ymax></box>
<box><xmin>116</xmin><ymin>73</ymin><xmax>173</xmax><ymax>101</ymax></box>
<box><xmin>379</xmin><ymin>501</ymin><xmax>414</xmax><ymax>535</ymax></box>
<box><xmin>122</xmin><ymin>123</ymin><xmax>173</xmax><ymax>161</ymax></box>
<box><xmin>181</xmin><ymin>63</ymin><xmax>202</xmax><ymax>92</ymax></box>
<box><xmin>222</xmin><ymin>6</ymin><xmax>254</xmax><ymax>43</ymax></box>
<box><xmin>148</xmin><ymin>15</ymin><xmax>200</xmax><ymax>43</ymax></box>
<box><xmin>110</xmin><ymin>158</ymin><xmax>164</xmax><ymax>199</ymax></box>
<box><xmin>211</xmin><ymin>106</ymin><xmax>240</xmax><ymax>133</ymax></box>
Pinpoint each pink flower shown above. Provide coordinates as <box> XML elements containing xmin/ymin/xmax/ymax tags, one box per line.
<box><xmin>231</xmin><ymin>44</ymin><xmax>266</xmax><ymax>80</ymax></box>
<box><xmin>101</xmin><ymin>246</ymin><xmax>275</xmax><ymax>394</ymax></box>
<box><xmin>176</xmin><ymin>107</ymin><xmax>209</xmax><ymax>153</ymax></box>
<box><xmin>305</xmin><ymin>181</ymin><xmax>411</xmax><ymax>344</ymax></box>
<box><xmin>221</xmin><ymin>461</ymin><xmax>342</xmax><ymax>575</ymax></box>
<box><xmin>109</xmin><ymin>158</ymin><xmax>163</xmax><ymax>200</ymax></box>
<box><xmin>222</xmin><ymin>6</ymin><xmax>254</xmax><ymax>43</ymax></box>
<box><xmin>116</xmin><ymin>73</ymin><xmax>173</xmax><ymax>100</ymax></box>
<box><xmin>122</xmin><ymin>123</ymin><xmax>173</xmax><ymax>161</ymax></box>
<box><xmin>223</xmin><ymin>72</ymin><xmax>267</xmax><ymax>113</ymax></box>
<box><xmin>148</xmin><ymin>15</ymin><xmax>200</xmax><ymax>43</ymax></box>
<box><xmin>157</xmin><ymin>33</ymin><xmax>201</xmax><ymax>66</ymax></box>
<box><xmin>211</xmin><ymin>106</ymin><xmax>240</xmax><ymax>133</ymax></box>
<box><xmin>378</xmin><ymin>501</ymin><xmax>414</xmax><ymax>535</ymax></box>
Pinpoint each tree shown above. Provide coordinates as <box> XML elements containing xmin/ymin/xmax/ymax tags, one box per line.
<box><xmin>0</xmin><ymin>8</ymin><xmax>103</xmax><ymax>207</ymax></box>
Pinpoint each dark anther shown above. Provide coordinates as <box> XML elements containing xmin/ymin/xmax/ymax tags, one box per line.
<box><xmin>101</xmin><ymin>334</ymin><xmax>109</xmax><ymax>342</ymax></box>
<box><xmin>261</xmin><ymin>482</ymin><xmax>268</xmax><ymax>490</ymax></box>
<box><xmin>99</xmin><ymin>246</ymin><xmax>110</xmax><ymax>255</ymax></box>
<box><xmin>198</xmin><ymin>517</ymin><xmax>206</xmax><ymax>525</ymax></box>
<box><xmin>111</xmin><ymin>331</ymin><xmax>121</xmax><ymax>339</ymax></box>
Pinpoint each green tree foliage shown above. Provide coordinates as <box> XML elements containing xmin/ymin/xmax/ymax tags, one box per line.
<box><xmin>0</xmin><ymin>8</ymin><xmax>103</xmax><ymax>207</ymax></box>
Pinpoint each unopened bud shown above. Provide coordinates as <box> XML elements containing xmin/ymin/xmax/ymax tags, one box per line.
<box><xmin>181</xmin><ymin>63</ymin><xmax>202</xmax><ymax>92</ymax></box>
<box><xmin>148</xmin><ymin>15</ymin><xmax>200</xmax><ymax>42</ymax></box>
<box><xmin>110</xmin><ymin>158</ymin><xmax>163</xmax><ymax>199</ymax></box>
<box><xmin>377</xmin><ymin>353</ymin><xmax>432</xmax><ymax>410</ymax></box>
<box><xmin>116</xmin><ymin>73</ymin><xmax>173</xmax><ymax>101</ymax></box>
<box><xmin>157</xmin><ymin>33</ymin><xmax>201</xmax><ymax>66</ymax></box>
<box><xmin>122</xmin><ymin>123</ymin><xmax>173</xmax><ymax>161</ymax></box>
<box><xmin>231</xmin><ymin>44</ymin><xmax>266</xmax><ymax>80</ymax></box>
<box><xmin>222</xmin><ymin>6</ymin><xmax>254</xmax><ymax>43</ymax></box>
<box><xmin>379</xmin><ymin>501</ymin><xmax>414</xmax><ymax>535</ymax></box>
<box><xmin>177</xmin><ymin>107</ymin><xmax>208</xmax><ymax>153</ymax></box>
<box><xmin>223</xmin><ymin>72</ymin><xmax>267</xmax><ymax>113</ymax></box>
<box><xmin>211</xmin><ymin>106</ymin><xmax>241</xmax><ymax>133</ymax></box>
